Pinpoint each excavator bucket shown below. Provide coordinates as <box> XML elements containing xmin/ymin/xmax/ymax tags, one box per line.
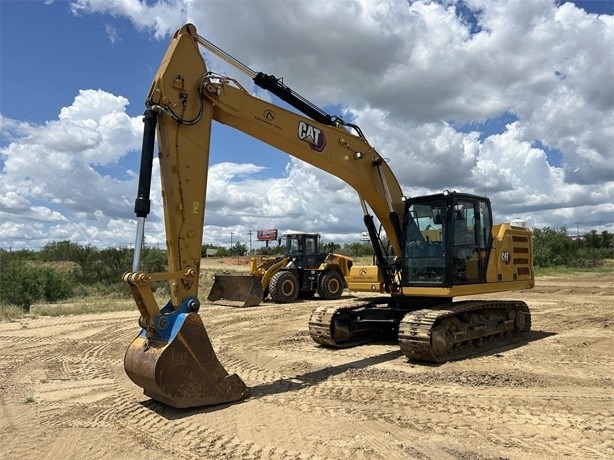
<box><xmin>124</xmin><ymin>300</ymin><xmax>250</xmax><ymax>408</ymax></box>
<box><xmin>207</xmin><ymin>274</ymin><xmax>264</xmax><ymax>307</ymax></box>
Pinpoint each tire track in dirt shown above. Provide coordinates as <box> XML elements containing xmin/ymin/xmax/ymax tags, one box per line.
<box><xmin>3</xmin><ymin>273</ymin><xmax>613</xmax><ymax>459</ymax></box>
<box><xmin>215</xmin><ymin>326</ymin><xmax>614</xmax><ymax>458</ymax></box>
<box><xmin>7</xmin><ymin>322</ymin><xmax>613</xmax><ymax>460</ymax></box>
<box><xmin>212</xmin><ymin>349</ymin><xmax>605</xmax><ymax>458</ymax></box>
<box><xmin>113</xmin><ymin>393</ymin><xmax>321</xmax><ymax>459</ymax></box>
<box><xmin>25</xmin><ymin>322</ymin><xmax>322</xmax><ymax>460</ymax></box>
<box><xmin>262</xmin><ymin>377</ymin><xmax>612</xmax><ymax>458</ymax></box>
<box><xmin>232</xmin><ymin>355</ymin><xmax>613</xmax><ymax>460</ymax></box>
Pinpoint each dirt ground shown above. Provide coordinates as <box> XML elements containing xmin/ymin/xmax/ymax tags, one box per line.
<box><xmin>0</xmin><ymin>265</ymin><xmax>612</xmax><ymax>459</ymax></box>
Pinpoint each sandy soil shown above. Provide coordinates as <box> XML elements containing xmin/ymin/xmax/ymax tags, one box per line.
<box><xmin>0</xmin><ymin>267</ymin><xmax>612</xmax><ymax>459</ymax></box>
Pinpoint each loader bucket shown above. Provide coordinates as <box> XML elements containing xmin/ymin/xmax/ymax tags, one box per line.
<box><xmin>207</xmin><ymin>274</ymin><xmax>264</xmax><ymax>307</ymax></box>
<box><xmin>124</xmin><ymin>298</ymin><xmax>250</xmax><ymax>408</ymax></box>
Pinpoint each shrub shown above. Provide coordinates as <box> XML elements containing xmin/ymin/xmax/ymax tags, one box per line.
<box><xmin>0</xmin><ymin>261</ymin><xmax>73</xmax><ymax>308</ymax></box>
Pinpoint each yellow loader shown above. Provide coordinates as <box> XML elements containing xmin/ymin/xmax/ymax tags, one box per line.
<box><xmin>207</xmin><ymin>232</ymin><xmax>353</xmax><ymax>307</ymax></box>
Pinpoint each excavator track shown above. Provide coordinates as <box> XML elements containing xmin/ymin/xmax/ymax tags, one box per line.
<box><xmin>308</xmin><ymin>298</ymin><xmax>397</xmax><ymax>348</ymax></box>
<box><xmin>398</xmin><ymin>300</ymin><xmax>531</xmax><ymax>362</ymax></box>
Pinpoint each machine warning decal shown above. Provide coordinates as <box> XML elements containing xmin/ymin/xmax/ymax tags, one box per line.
<box><xmin>298</xmin><ymin>121</ymin><xmax>326</xmax><ymax>152</ymax></box>
<box><xmin>501</xmin><ymin>251</ymin><xmax>511</xmax><ymax>264</ymax></box>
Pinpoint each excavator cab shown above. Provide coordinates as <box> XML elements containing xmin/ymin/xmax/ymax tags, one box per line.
<box><xmin>403</xmin><ymin>192</ymin><xmax>489</xmax><ymax>286</ymax></box>
<box><xmin>401</xmin><ymin>191</ymin><xmax>532</xmax><ymax>289</ymax></box>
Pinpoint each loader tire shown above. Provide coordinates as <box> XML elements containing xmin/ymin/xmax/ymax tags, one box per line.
<box><xmin>270</xmin><ymin>271</ymin><xmax>299</xmax><ymax>303</ymax></box>
<box><xmin>317</xmin><ymin>270</ymin><xmax>344</xmax><ymax>300</ymax></box>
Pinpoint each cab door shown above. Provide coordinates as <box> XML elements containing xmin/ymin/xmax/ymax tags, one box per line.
<box><xmin>303</xmin><ymin>235</ymin><xmax>319</xmax><ymax>268</ymax></box>
<box><xmin>452</xmin><ymin>197</ymin><xmax>492</xmax><ymax>283</ymax></box>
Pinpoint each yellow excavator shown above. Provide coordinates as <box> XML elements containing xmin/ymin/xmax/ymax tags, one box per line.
<box><xmin>123</xmin><ymin>24</ymin><xmax>534</xmax><ymax>408</ymax></box>
<box><xmin>208</xmin><ymin>232</ymin><xmax>353</xmax><ymax>307</ymax></box>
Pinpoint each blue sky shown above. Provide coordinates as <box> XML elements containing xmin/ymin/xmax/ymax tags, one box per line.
<box><xmin>1</xmin><ymin>0</ymin><xmax>613</xmax><ymax>250</ymax></box>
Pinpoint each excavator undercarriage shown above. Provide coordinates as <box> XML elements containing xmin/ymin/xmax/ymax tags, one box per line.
<box><xmin>309</xmin><ymin>299</ymin><xmax>531</xmax><ymax>362</ymax></box>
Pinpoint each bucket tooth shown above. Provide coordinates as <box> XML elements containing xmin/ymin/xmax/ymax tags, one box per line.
<box><xmin>124</xmin><ymin>300</ymin><xmax>250</xmax><ymax>408</ymax></box>
<box><xmin>207</xmin><ymin>274</ymin><xmax>264</xmax><ymax>307</ymax></box>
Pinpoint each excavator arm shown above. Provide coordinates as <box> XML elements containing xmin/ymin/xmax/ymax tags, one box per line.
<box><xmin>123</xmin><ymin>23</ymin><xmax>406</xmax><ymax>408</ymax></box>
<box><xmin>122</xmin><ymin>25</ymin><xmax>248</xmax><ymax>408</ymax></box>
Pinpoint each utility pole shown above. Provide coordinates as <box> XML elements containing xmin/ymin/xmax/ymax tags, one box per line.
<box><xmin>230</xmin><ymin>231</ymin><xmax>234</xmax><ymax>248</ymax></box>
<box><xmin>247</xmin><ymin>230</ymin><xmax>253</xmax><ymax>253</ymax></box>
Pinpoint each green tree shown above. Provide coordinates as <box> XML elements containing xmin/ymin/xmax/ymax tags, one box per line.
<box><xmin>532</xmin><ymin>227</ymin><xmax>576</xmax><ymax>267</ymax></box>
<box><xmin>341</xmin><ymin>242</ymin><xmax>375</xmax><ymax>257</ymax></box>
<box><xmin>140</xmin><ymin>247</ymin><xmax>167</xmax><ymax>273</ymax></box>
<box><xmin>39</xmin><ymin>240</ymin><xmax>89</xmax><ymax>262</ymax></box>
<box><xmin>600</xmin><ymin>230</ymin><xmax>613</xmax><ymax>250</ymax></box>
<box><xmin>41</xmin><ymin>266</ymin><xmax>73</xmax><ymax>301</ymax></box>
<box><xmin>91</xmin><ymin>247</ymin><xmax>132</xmax><ymax>284</ymax></box>
<box><xmin>321</xmin><ymin>241</ymin><xmax>341</xmax><ymax>253</ymax></box>
<box><xmin>229</xmin><ymin>242</ymin><xmax>248</xmax><ymax>256</ymax></box>
<box><xmin>584</xmin><ymin>230</ymin><xmax>601</xmax><ymax>248</ymax></box>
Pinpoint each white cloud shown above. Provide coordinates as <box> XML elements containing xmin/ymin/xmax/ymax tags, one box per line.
<box><xmin>70</xmin><ymin>0</ymin><xmax>186</xmax><ymax>40</ymax></box>
<box><xmin>187</xmin><ymin>0</ymin><xmax>613</xmax><ymax>186</ymax></box>
<box><xmin>0</xmin><ymin>90</ymin><xmax>143</xmax><ymax>248</ymax></box>
<box><xmin>1</xmin><ymin>0</ymin><xmax>613</xmax><ymax>250</ymax></box>
<box><xmin>202</xmin><ymin>159</ymin><xmax>365</xmax><ymax>245</ymax></box>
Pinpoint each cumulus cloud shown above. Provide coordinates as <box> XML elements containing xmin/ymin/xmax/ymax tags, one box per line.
<box><xmin>201</xmin><ymin>159</ymin><xmax>365</xmax><ymax>248</ymax></box>
<box><xmin>70</xmin><ymin>0</ymin><xmax>186</xmax><ymax>40</ymax></box>
<box><xmin>0</xmin><ymin>90</ymin><xmax>144</xmax><ymax>247</ymax></box>
<box><xmin>1</xmin><ymin>0</ymin><xmax>612</xmax><ymax>250</ymax></box>
<box><xmin>197</xmin><ymin>0</ymin><xmax>612</xmax><ymax>237</ymax></box>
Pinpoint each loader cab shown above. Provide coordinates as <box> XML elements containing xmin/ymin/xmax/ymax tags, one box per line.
<box><xmin>284</xmin><ymin>232</ymin><xmax>320</xmax><ymax>269</ymax></box>
<box><xmin>402</xmin><ymin>192</ymin><xmax>493</xmax><ymax>287</ymax></box>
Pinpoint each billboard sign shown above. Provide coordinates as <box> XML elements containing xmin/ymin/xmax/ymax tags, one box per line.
<box><xmin>257</xmin><ymin>229</ymin><xmax>278</xmax><ymax>241</ymax></box>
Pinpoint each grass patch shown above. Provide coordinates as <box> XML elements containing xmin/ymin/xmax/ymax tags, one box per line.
<box><xmin>535</xmin><ymin>261</ymin><xmax>614</xmax><ymax>277</ymax></box>
<box><xmin>29</xmin><ymin>299</ymin><xmax>136</xmax><ymax>316</ymax></box>
<box><xmin>0</xmin><ymin>302</ymin><xmax>28</xmax><ymax>321</ymax></box>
